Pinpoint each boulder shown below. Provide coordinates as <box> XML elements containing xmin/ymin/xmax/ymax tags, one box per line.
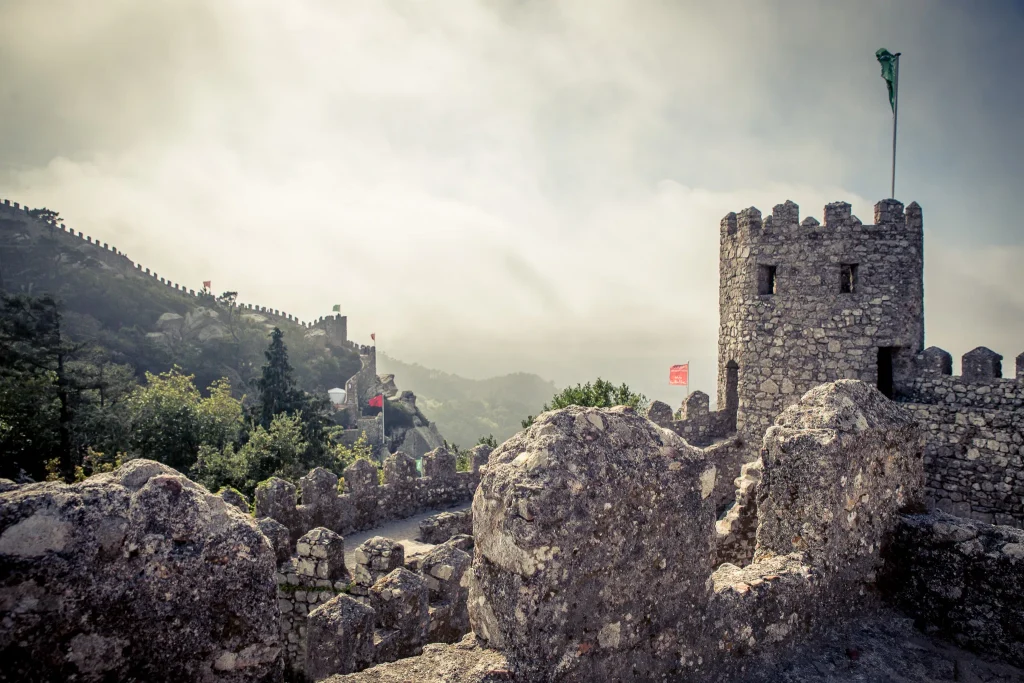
<box><xmin>370</xmin><ymin>568</ymin><xmax>430</xmax><ymax>661</ymax></box>
<box><xmin>218</xmin><ymin>487</ymin><xmax>250</xmax><ymax>514</ymax></box>
<box><xmin>0</xmin><ymin>459</ymin><xmax>282</xmax><ymax>682</ymax></box>
<box><xmin>468</xmin><ymin>405</ymin><xmax>717</xmax><ymax>681</ymax></box>
<box><xmin>754</xmin><ymin>379</ymin><xmax>924</xmax><ymax>574</ymax></box>
<box><xmin>397</xmin><ymin>426</ymin><xmax>444</xmax><ymax>460</ymax></box>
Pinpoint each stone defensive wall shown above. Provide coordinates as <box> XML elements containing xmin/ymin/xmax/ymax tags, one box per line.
<box><xmin>463</xmin><ymin>381</ymin><xmax>934</xmax><ymax>681</ymax></box>
<box><xmin>336</xmin><ymin>380</ymin><xmax>1023</xmax><ymax>681</ymax></box>
<box><xmin>645</xmin><ymin>390</ymin><xmax>736</xmax><ymax>449</ymax></box>
<box><xmin>255</xmin><ymin>446</ymin><xmax>489</xmax><ymax>546</ymax></box>
<box><xmin>0</xmin><ymin>198</ymin><xmax>342</xmax><ymax>334</ymax></box>
<box><xmin>893</xmin><ymin>345</ymin><xmax>1024</xmax><ymax>528</ymax></box>
<box><xmin>214</xmin><ymin>499</ymin><xmax>474</xmax><ymax>678</ymax></box>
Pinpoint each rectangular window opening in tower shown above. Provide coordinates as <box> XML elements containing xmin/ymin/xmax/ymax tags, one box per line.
<box><xmin>840</xmin><ymin>264</ymin><xmax>858</xmax><ymax>294</ymax></box>
<box><xmin>758</xmin><ymin>265</ymin><xmax>777</xmax><ymax>295</ymax></box>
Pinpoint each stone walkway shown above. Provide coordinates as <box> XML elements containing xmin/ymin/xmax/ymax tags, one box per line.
<box><xmin>343</xmin><ymin>503</ymin><xmax>471</xmax><ymax>568</ymax></box>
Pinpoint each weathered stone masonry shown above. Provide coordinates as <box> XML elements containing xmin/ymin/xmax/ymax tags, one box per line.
<box><xmin>717</xmin><ymin>199</ymin><xmax>924</xmax><ymax>445</ymax></box>
<box><xmin>255</xmin><ymin>447</ymin><xmax>481</xmax><ymax>546</ymax></box>
<box><xmin>894</xmin><ymin>346</ymin><xmax>1024</xmax><ymax>527</ymax></box>
<box><xmin>713</xmin><ymin>198</ymin><xmax>1024</xmax><ymax>529</ymax></box>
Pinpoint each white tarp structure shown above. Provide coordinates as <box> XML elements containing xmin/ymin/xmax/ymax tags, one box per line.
<box><xmin>327</xmin><ymin>387</ymin><xmax>347</xmax><ymax>408</ymax></box>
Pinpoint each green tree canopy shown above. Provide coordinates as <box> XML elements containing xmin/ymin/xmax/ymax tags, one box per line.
<box><xmin>254</xmin><ymin>327</ymin><xmax>305</xmax><ymax>427</ymax></box>
<box><xmin>521</xmin><ymin>378</ymin><xmax>648</xmax><ymax>429</ymax></box>
<box><xmin>125</xmin><ymin>367</ymin><xmax>243</xmax><ymax>471</ymax></box>
<box><xmin>0</xmin><ymin>293</ymin><xmax>137</xmax><ymax>481</ymax></box>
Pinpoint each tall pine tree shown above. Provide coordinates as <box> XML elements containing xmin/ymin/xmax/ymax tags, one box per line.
<box><xmin>252</xmin><ymin>327</ymin><xmax>332</xmax><ymax>468</ymax></box>
<box><xmin>254</xmin><ymin>328</ymin><xmax>304</xmax><ymax>428</ymax></box>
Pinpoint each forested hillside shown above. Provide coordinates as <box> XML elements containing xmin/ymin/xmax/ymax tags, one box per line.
<box><xmin>0</xmin><ymin>203</ymin><xmax>361</xmax><ymax>396</ymax></box>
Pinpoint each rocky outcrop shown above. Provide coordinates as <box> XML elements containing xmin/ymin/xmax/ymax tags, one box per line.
<box><xmin>377</xmin><ymin>374</ymin><xmax>398</xmax><ymax>398</ymax></box>
<box><xmin>0</xmin><ymin>459</ymin><xmax>282</xmax><ymax>683</ymax></box>
<box><xmin>152</xmin><ymin>306</ymin><xmax>230</xmax><ymax>344</ymax></box>
<box><xmin>395</xmin><ymin>424</ymin><xmax>445</xmax><ymax>460</ymax></box>
<box><xmin>468</xmin><ymin>404</ymin><xmax>718</xmax><ymax>681</ymax></box>
<box><xmin>325</xmin><ymin>634</ymin><xmax>508</xmax><ymax>683</ymax></box>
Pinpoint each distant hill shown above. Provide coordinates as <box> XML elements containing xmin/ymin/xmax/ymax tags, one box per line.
<box><xmin>376</xmin><ymin>354</ymin><xmax>558</xmax><ymax>448</ymax></box>
<box><xmin>0</xmin><ymin>199</ymin><xmax>555</xmax><ymax>447</ymax></box>
<box><xmin>0</xmin><ymin>200</ymin><xmax>362</xmax><ymax>398</ymax></box>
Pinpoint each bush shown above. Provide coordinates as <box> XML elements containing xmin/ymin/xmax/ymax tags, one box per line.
<box><xmin>521</xmin><ymin>378</ymin><xmax>648</xmax><ymax>429</ymax></box>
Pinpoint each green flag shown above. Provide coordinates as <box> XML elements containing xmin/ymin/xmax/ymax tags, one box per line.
<box><xmin>332</xmin><ymin>304</ymin><xmax>340</xmax><ymax>312</ymax></box>
<box><xmin>876</xmin><ymin>48</ymin><xmax>898</xmax><ymax>112</ymax></box>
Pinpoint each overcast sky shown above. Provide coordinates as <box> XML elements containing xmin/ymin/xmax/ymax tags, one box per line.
<box><xmin>1</xmin><ymin>0</ymin><xmax>1022</xmax><ymax>407</ymax></box>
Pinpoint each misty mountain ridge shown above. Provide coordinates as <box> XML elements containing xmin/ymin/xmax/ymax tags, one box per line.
<box><xmin>376</xmin><ymin>353</ymin><xmax>558</xmax><ymax>448</ymax></box>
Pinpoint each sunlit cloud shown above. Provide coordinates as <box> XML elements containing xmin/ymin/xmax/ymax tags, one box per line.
<box><xmin>1</xmin><ymin>0</ymin><xmax>1022</xmax><ymax>406</ymax></box>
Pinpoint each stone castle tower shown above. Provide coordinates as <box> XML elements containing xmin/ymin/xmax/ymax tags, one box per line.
<box><xmin>717</xmin><ymin>198</ymin><xmax>925</xmax><ymax>441</ymax></box>
<box><xmin>322</xmin><ymin>314</ymin><xmax>348</xmax><ymax>347</ymax></box>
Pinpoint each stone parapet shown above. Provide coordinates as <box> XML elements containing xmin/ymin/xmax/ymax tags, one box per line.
<box><xmin>255</xmin><ymin>446</ymin><xmax>481</xmax><ymax>547</ymax></box>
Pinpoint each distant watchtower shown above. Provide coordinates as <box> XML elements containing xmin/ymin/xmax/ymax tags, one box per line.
<box><xmin>322</xmin><ymin>314</ymin><xmax>348</xmax><ymax>348</ymax></box>
<box><xmin>717</xmin><ymin>199</ymin><xmax>924</xmax><ymax>442</ymax></box>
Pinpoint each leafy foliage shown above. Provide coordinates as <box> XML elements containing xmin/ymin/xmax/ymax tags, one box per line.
<box><xmin>520</xmin><ymin>378</ymin><xmax>648</xmax><ymax>429</ymax></box>
<box><xmin>124</xmin><ymin>367</ymin><xmax>244</xmax><ymax>472</ymax></box>
<box><xmin>191</xmin><ymin>413</ymin><xmax>311</xmax><ymax>496</ymax></box>
<box><xmin>0</xmin><ymin>293</ymin><xmax>136</xmax><ymax>481</ymax></box>
<box><xmin>333</xmin><ymin>431</ymin><xmax>375</xmax><ymax>473</ymax></box>
<box><xmin>476</xmin><ymin>434</ymin><xmax>498</xmax><ymax>448</ymax></box>
<box><xmin>444</xmin><ymin>439</ymin><xmax>471</xmax><ymax>472</ymax></box>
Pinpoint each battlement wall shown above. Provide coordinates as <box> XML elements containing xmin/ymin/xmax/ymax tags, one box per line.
<box><xmin>260</xmin><ymin>523</ymin><xmax>473</xmax><ymax>676</ymax></box>
<box><xmin>896</xmin><ymin>345</ymin><xmax>1024</xmax><ymax>408</ymax></box>
<box><xmin>645</xmin><ymin>390</ymin><xmax>736</xmax><ymax>448</ymax></box>
<box><xmin>720</xmin><ymin>198</ymin><xmax>921</xmax><ymax>243</ymax></box>
<box><xmin>0</xmin><ymin>198</ymin><xmax>352</xmax><ymax>335</ymax></box>
<box><xmin>892</xmin><ymin>345</ymin><xmax>1024</xmax><ymax>528</ymax></box>
<box><xmin>254</xmin><ymin>446</ymin><xmax>489</xmax><ymax>546</ymax></box>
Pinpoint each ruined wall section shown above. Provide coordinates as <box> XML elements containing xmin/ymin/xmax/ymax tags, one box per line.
<box><xmin>879</xmin><ymin>512</ymin><xmax>1024</xmax><ymax>668</ymax></box>
<box><xmin>272</xmin><ymin>527</ymin><xmax>473</xmax><ymax>677</ymax></box>
<box><xmin>718</xmin><ymin>199</ymin><xmax>924</xmax><ymax>444</ymax></box>
<box><xmin>894</xmin><ymin>345</ymin><xmax>1024</xmax><ymax>527</ymax></box>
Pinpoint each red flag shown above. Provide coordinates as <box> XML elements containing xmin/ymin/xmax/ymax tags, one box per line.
<box><xmin>371</xmin><ymin>333</ymin><xmax>375</xmax><ymax>341</ymax></box>
<box><xmin>368</xmin><ymin>394</ymin><xmax>383</xmax><ymax>408</ymax></box>
<box><xmin>202</xmin><ymin>280</ymin><xmax>211</xmax><ymax>289</ymax></box>
<box><xmin>669</xmin><ymin>364</ymin><xmax>689</xmax><ymax>386</ymax></box>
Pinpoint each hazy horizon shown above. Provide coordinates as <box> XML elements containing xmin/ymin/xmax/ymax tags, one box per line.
<box><xmin>2</xmin><ymin>0</ymin><xmax>1022</xmax><ymax>409</ymax></box>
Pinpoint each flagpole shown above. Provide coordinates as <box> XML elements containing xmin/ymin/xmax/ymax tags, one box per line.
<box><xmin>378</xmin><ymin>333</ymin><xmax>385</xmax><ymax>460</ymax></box>
<box><xmin>890</xmin><ymin>53</ymin><xmax>901</xmax><ymax>199</ymax></box>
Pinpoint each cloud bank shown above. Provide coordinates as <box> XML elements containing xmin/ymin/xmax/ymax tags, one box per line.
<box><xmin>1</xmin><ymin>0</ymin><xmax>1022</xmax><ymax>406</ymax></box>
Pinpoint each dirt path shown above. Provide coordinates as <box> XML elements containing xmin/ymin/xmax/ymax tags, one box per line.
<box><xmin>343</xmin><ymin>503</ymin><xmax>471</xmax><ymax>567</ymax></box>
